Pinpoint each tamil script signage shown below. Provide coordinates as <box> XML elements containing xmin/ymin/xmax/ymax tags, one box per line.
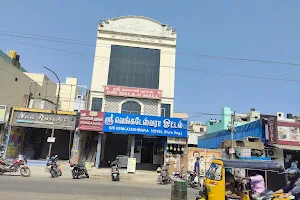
<box><xmin>104</xmin><ymin>85</ymin><xmax>162</xmax><ymax>100</ymax></box>
<box><xmin>79</xmin><ymin>110</ymin><xmax>104</xmax><ymax>131</ymax></box>
<box><xmin>103</xmin><ymin>112</ymin><xmax>188</xmax><ymax>138</ymax></box>
<box><xmin>11</xmin><ymin>111</ymin><xmax>76</xmax><ymax>130</ymax></box>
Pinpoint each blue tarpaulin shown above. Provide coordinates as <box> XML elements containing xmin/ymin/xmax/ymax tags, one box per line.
<box><xmin>198</xmin><ymin>120</ymin><xmax>264</xmax><ymax>149</ymax></box>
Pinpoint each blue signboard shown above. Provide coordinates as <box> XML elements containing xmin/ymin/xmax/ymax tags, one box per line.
<box><xmin>103</xmin><ymin>112</ymin><xmax>188</xmax><ymax>138</ymax></box>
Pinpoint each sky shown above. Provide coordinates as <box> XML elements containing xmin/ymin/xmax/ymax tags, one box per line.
<box><xmin>1</xmin><ymin>1</ymin><xmax>300</xmax><ymax>122</ymax></box>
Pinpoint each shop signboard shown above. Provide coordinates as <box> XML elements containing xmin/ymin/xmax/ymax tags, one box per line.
<box><xmin>11</xmin><ymin>111</ymin><xmax>76</xmax><ymax>130</ymax></box>
<box><xmin>267</xmin><ymin>116</ymin><xmax>277</xmax><ymax>144</ymax></box>
<box><xmin>167</xmin><ymin>137</ymin><xmax>187</xmax><ymax>145</ymax></box>
<box><xmin>79</xmin><ymin>110</ymin><xmax>104</xmax><ymax>131</ymax></box>
<box><xmin>104</xmin><ymin>85</ymin><xmax>162</xmax><ymax>100</ymax></box>
<box><xmin>240</xmin><ymin>148</ymin><xmax>251</xmax><ymax>158</ymax></box>
<box><xmin>277</xmin><ymin>122</ymin><xmax>300</xmax><ymax>146</ymax></box>
<box><xmin>103</xmin><ymin>112</ymin><xmax>188</xmax><ymax>138</ymax></box>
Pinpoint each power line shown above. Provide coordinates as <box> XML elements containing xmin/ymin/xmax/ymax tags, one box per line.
<box><xmin>1</xmin><ymin>30</ymin><xmax>300</xmax><ymax>68</ymax></box>
<box><xmin>1</xmin><ymin>41</ymin><xmax>300</xmax><ymax>84</ymax></box>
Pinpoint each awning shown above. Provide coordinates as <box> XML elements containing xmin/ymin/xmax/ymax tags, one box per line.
<box><xmin>273</xmin><ymin>144</ymin><xmax>300</xmax><ymax>151</ymax></box>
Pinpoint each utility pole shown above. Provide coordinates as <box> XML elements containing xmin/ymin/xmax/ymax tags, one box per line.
<box><xmin>44</xmin><ymin>66</ymin><xmax>61</xmax><ymax>158</ymax></box>
<box><xmin>230</xmin><ymin>111</ymin><xmax>236</xmax><ymax>159</ymax></box>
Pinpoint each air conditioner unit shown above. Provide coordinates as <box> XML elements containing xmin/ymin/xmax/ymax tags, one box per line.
<box><xmin>265</xmin><ymin>149</ymin><xmax>278</xmax><ymax>158</ymax></box>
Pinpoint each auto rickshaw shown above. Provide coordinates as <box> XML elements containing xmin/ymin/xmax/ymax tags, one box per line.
<box><xmin>195</xmin><ymin>159</ymin><xmax>294</xmax><ymax>200</ymax></box>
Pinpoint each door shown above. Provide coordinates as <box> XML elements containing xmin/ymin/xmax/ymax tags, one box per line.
<box><xmin>141</xmin><ymin>141</ymin><xmax>153</xmax><ymax>163</ymax></box>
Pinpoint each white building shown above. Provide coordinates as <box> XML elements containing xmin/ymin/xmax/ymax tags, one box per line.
<box><xmin>89</xmin><ymin>16</ymin><xmax>177</xmax><ymax>117</ymax></box>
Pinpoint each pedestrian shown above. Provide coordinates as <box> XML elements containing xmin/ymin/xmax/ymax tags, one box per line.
<box><xmin>194</xmin><ymin>157</ymin><xmax>200</xmax><ymax>176</ymax></box>
<box><xmin>249</xmin><ymin>170</ymin><xmax>265</xmax><ymax>200</ymax></box>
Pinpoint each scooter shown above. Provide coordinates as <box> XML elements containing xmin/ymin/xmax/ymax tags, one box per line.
<box><xmin>156</xmin><ymin>164</ymin><xmax>171</xmax><ymax>185</ymax></box>
<box><xmin>71</xmin><ymin>162</ymin><xmax>89</xmax><ymax>179</ymax></box>
<box><xmin>46</xmin><ymin>155</ymin><xmax>62</xmax><ymax>178</ymax></box>
<box><xmin>109</xmin><ymin>157</ymin><xmax>120</xmax><ymax>181</ymax></box>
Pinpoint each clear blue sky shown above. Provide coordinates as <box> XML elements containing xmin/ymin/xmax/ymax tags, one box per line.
<box><xmin>1</xmin><ymin>1</ymin><xmax>300</xmax><ymax>122</ymax></box>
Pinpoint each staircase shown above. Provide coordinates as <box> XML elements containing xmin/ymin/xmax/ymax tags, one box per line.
<box><xmin>22</xmin><ymin>144</ymin><xmax>35</xmax><ymax>159</ymax></box>
<box><xmin>80</xmin><ymin>141</ymin><xmax>97</xmax><ymax>166</ymax></box>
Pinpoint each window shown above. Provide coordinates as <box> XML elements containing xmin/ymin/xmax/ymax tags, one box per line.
<box><xmin>200</xmin><ymin>127</ymin><xmax>204</xmax><ymax>132</ymax></box>
<box><xmin>121</xmin><ymin>101</ymin><xmax>141</xmax><ymax>114</ymax></box>
<box><xmin>91</xmin><ymin>98</ymin><xmax>103</xmax><ymax>111</ymax></box>
<box><xmin>161</xmin><ymin>104</ymin><xmax>171</xmax><ymax>117</ymax></box>
<box><xmin>107</xmin><ymin>45</ymin><xmax>160</xmax><ymax>89</ymax></box>
<box><xmin>206</xmin><ymin>163</ymin><xmax>223</xmax><ymax>181</ymax></box>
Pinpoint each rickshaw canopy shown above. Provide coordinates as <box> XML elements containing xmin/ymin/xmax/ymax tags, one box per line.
<box><xmin>213</xmin><ymin>159</ymin><xmax>285</xmax><ymax>172</ymax></box>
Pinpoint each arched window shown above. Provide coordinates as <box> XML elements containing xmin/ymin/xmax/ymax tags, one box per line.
<box><xmin>121</xmin><ymin>101</ymin><xmax>141</xmax><ymax>114</ymax></box>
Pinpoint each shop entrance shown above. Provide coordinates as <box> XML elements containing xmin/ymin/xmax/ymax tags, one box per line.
<box><xmin>141</xmin><ymin>141</ymin><xmax>154</xmax><ymax>164</ymax></box>
<box><xmin>103</xmin><ymin>134</ymin><xmax>128</xmax><ymax>163</ymax></box>
<box><xmin>22</xmin><ymin>127</ymin><xmax>73</xmax><ymax>160</ymax></box>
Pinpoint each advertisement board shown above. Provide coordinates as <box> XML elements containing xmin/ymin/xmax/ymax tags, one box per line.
<box><xmin>188</xmin><ymin>148</ymin><xmax>222</xmax><ymax>176</ymax></box>
<box><xmin>79</xmin><ymin>110</ymin><xmax>104</xmax><ymax>131</ymax></box>
<box><xmin>277</xmin><ymin>122</ymin><xmax>300</xmax><ymax>145</ymax></box>
<box><xmin>103</xmin><ymin>112</ymin><xmax>188</xmax><ymax>138</ymax></box>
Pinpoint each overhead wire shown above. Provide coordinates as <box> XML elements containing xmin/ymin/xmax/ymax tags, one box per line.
<box><xmin>1</xmin><ymin>30</ymin><xmax>300</xmax><ymax>68</ymax></box>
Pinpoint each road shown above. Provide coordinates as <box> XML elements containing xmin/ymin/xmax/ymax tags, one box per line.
<box><xmin>0</xmin><ymin>175</ymin><xmax>197</xmax><ymax>200</ymax></box>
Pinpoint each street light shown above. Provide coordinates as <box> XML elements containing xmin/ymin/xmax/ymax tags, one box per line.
<box><xmin>44</xmin><ymin>66</ymin><xmax>61</xmax><ymax>158</ymax></box>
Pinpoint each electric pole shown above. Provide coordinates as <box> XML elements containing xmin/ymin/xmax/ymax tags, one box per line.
<box><xmin>230</xmin><ymin>111</ymin><xmax>236</xmax><ymax>159</ymax></box>
<box><xmin>44</xmin><ymin>66</ymin><xmax>61</xmax><ymax>158</ymax></box>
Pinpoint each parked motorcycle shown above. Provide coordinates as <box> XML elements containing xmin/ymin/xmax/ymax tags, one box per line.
<box><xmin>0</xmin><ymin>152</ymin><xmax>31</xmax><ymax>177</ymax></box>
<box><xmin>46</xmin><ymin>155</ymin><xmax>62</xmax><ymax>178</ymax></box>
<box><xmin>70</xmin><ymin>162</ymin><xmax>89</xmax><ymax>179</ymax></box>
<box><xmin>187</xmin><ymin>170</ymin><xmax>200</xmax><ymax>188</ymax></box>
<box><xmin>156</xmin><ymin>164</ymin><xmax>171</xmax><ymax>185</ymax></box>
<box><xmin>171</xmin><ymin>167</ymin><xmax>184</xmax><ymax>179</ymax></box>
<box><xmin>109</xmin><ymin>157</ymin><xmax>120</xmax><ymax>181</ymax></box>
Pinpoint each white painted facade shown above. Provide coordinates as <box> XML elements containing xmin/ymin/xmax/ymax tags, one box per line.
<box><xmin>90</xmin><ymin>16</ymin><xmax>177</xmax><ymax>116</ymax></box>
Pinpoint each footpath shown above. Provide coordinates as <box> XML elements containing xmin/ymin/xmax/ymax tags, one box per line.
<box><xmin>26</xmin><ymin>160</ymin><xmax>157</xmax><ymax>184</ymax></box>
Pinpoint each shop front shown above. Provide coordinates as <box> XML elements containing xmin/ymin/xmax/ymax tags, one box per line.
<box><xmin>71</xmin><ymin>110</ymin><xmax>104</xmax><ymax>168</ymax></box>
<box><xmin>101</xmin><ymin>112</ymin><xmax>188</xmax><ymax>169</ymax></box>
<box><xmin>6</xmin><ymin>108</ymin><xmax>77</xmax><ymax>160</ymax></box>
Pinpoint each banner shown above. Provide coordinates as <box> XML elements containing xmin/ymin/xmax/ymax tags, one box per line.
<box><xmin>103</xmin><ymin>112</ymin><xmax>188</xmax><ymax>138</ymax></box>
<box><xmin>79</xmin><ymin>110</ymin><xmax>104</xmax><ymax>131</ymax></box>
<box><xmin>188</xmin><ymin>148</ymin><xmax>222</xmax><ymax>176</ymax></box>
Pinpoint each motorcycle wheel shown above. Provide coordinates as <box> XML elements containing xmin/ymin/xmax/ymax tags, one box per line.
<box><xmin>0</xmin><ymin>170</ymin><xmax>3</xmax><ymax>175</ymax></box>
<box><xmin>187</xmin><ymin>176</ymin><xmax>193</xmax><ymax>185</ymax></box>
<box><xmin>59</xmin><ymin>169</ymin><xmax>62</xmax><ymax>176</ymax></box>
<box><xmin>85</xmin><ymin>173</ymin><xmax>89</xmax><ymax>178</ymax></box>
<box><xmin>20</xmin><ymin>166</ymin><xmax>31</xmax><ymax>177</ymax></box>
<box><xmin>72</xmin><ymin>171</ymin><xmax>76</xmax><ymax>179</ymax></box>
<box><xmin>50</xmin><ymin>170</ymin><xmax>56</xmax><ymax>178</ymax></box>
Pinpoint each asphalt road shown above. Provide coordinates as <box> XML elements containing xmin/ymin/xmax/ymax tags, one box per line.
<box><xmin>0</xmin><ymin>175</ymin><xmax>197</xmax><ymax>200</ymax></box>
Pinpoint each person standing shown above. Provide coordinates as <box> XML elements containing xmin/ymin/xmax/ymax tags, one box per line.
<box><xmin>249</xmin><ymin>171</ymin><xmax>265</xmax><ymax>200</ymax></box>
<box><xmin>194</xmin><ymin>157</ymin><xmax>200</xmax><ymax>176</ymax></box>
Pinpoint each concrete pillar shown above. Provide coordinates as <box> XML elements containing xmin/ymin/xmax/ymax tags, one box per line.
<box><xmin>163</xmin><ymin>138</ymin><xmax>167</xmax><ymax>165</ymax></box>
<box><xmin>130</xmin><ymin>135</ymin><xmax>135</xmax><ymax>158</ymax></box>
<box><xmin>95</xmin><ymin>133</ymin><xmax>102</xmax><ymax>169</ymax></box>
